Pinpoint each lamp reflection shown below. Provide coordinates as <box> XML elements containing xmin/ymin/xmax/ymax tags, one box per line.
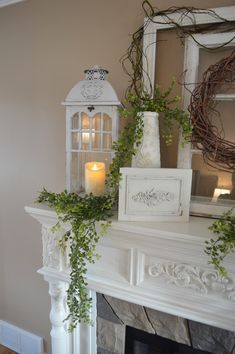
<box><xmin>213</xmin><ymin>188</ymin><xmax>231</xmax><ymax>202</ymax></box>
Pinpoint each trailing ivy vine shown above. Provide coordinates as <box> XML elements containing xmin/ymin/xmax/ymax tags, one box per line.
<box><xmin>37</xmin><ymin>190</ymin><xmax>114</xmax><ymax>331</ymax></box>
<box><xmin>119</xmin><ymin>81</ymin><xmax>191</xmax><ymax>146</ymax></box>
<box><xmin>106</xmin><ymin>111</ymin><xmax>144</xmax><ymax>193</ymax></box>
<box><xmin>205</xmin><ymin>208</ymin><xmax>235</xmax><ymax>277</ymax></box>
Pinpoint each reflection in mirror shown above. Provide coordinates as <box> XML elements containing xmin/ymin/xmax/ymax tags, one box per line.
<box><xmin>198</xmin><ymin>47</ymin><xmax>234</xmax><ymax>86</ymax></box>
<box><xmin>155</xmin><ymin>28</ymin><xmax>184</xmax><ymax>168</ymax></box>
<box><xmin>191</xmin><ymin>153</ymin><xmax>235</xmax><ymax>208</ymax></box>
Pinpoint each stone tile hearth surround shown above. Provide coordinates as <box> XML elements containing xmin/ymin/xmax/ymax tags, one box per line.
<box><xmin>97</xmin><ymin>294</ymin><xmax>235</xmax><ymax>354</ymax></box>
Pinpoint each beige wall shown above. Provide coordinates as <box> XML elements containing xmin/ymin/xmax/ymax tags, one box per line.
<box><xmin>0</xmin><ymin>0</ymin><xmax>234</xmax><ymax>352</ymax></box>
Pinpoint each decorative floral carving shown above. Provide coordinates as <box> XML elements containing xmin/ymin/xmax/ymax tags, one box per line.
<box><xmin>41</xmin><ymin>225</ymin><xmax>69</xmax><ymax>271</ymax></box>
<box><xmin>81</xmin><ymin>81</ymin><xmax>103</xmax><ymax>100</ymax></box>
<box><xmin>148</xmin><ymin>262</ymin><xmax>235</xmax><ymax>300</ymax></box>
<box><xmin>132</xmin><ymin>188</ymin><xmax>174</xmax><ymax>207</ymax></box>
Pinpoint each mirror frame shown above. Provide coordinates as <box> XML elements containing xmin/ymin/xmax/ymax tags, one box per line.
<box><xmin>143</xmin><ymin>6</ymin><xmax>235</xmax><ymax>217</ymax></box>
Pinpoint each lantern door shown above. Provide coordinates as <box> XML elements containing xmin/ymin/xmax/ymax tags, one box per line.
<box><xmin>66</xmin><ymin>106</ymin><xmax>118</xmax><ymax>193</ymax></box>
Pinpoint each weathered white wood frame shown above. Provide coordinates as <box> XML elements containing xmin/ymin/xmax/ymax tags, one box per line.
<box><xmin>142</xmin><ymin>6</ymin><xmax>235</xmax><ymax>90</ymax></box>
<box><xmin>142</xmin><ymin>6</ymin><xmax>235</xmax><ymax>217</ymax></box>
<box><xmin>118</xmin><ymin>167</ymin><xmax>192</xmax><ymax>222</ymax></box>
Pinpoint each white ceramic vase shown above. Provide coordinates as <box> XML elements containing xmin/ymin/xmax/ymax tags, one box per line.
<box><xmin>132</xmin><ymin>111</ymin><xmax>161</xmax><ymax>168</ymax></box>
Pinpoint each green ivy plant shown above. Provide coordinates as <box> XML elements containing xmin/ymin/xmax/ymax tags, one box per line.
<box><xmin>37</xmin><ymin>190</ymin><xmax>114</xmax><ymax>331</ymax></box>
<box><xmin>106</xmin><ymin>111</ymin><xmax>144</xmax><ymax>192</ymax></box>
<box><xmin>121</xmin><ymin>81</ymin><xmax>191</xmax><ymax>146</ymax></box>
<box><xmin>205</xmin><ymin>208</ymin><xmax>235</xmax><ymax>277</ymax></box>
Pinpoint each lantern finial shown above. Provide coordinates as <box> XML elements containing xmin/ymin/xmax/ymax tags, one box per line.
<box><xmin>84</xmin><ymin>65</ymin><xmax>108</xmax><ymax>81</ymax></box>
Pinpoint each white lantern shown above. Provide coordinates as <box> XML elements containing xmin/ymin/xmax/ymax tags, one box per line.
<box><xmin>62</xmin><ymin>66</ymin><xmax>120</xmax><ymax>194</ymax></box>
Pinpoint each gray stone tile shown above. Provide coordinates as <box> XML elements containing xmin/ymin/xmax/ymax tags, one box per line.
<box><xmin>146</xmin><ymin>308</ymin><xmax>190</xmax><ymax>345</ymax></box>
<box><xmin>104</xmin><ymin>295</ymin><xmax>155</xmax><ymax>334</ymax></box>
<box><xmin>189</xmin><ymin>320</ymin><xmax>235</xmax><ymax>354</ymax></box>
<box><xmin>97</xmin><ymin>348</ymin><xmax>116</xmax><ymax>354</ymax></box>
<box><xmin>97</xmin><ymin>293</ymin><xmax>122</xmax><ymax>324</ymax></box>
<box><xmin>97</xmin><ymin>317</ymin><xmax>125</xmax><ymax>354</ymax></box>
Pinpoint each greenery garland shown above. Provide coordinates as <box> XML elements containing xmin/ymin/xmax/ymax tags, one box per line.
<box><xmin>120</xmin><ymin>81</ymin><xmax>191</xmax><ymax>146</ymax></box>
<box><xmin>37</xmin><ymin>190</ymin><xmax>113</xmax><ymax>331</ymax></box>
<box><xmin>205</xmin><ymin>208</ymin><xmax>235</xmax><ymax>277</ymax></box>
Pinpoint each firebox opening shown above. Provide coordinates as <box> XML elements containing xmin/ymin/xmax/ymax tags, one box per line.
<box><xmin>125</xmin><ymin>326</ymin><xmax>213</xmax><ymax>354</ymax></box>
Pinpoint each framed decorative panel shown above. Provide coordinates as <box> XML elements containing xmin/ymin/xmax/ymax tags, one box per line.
<box><xmin>118</xmin><ymin>168</ymin><xmax>192</xmax><ymax>222</ymax></box>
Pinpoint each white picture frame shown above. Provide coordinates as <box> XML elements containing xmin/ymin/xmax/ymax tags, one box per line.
<box><xmin>118</xmin><ymin>168</ymin><xmax>192</xmax><ymax>222</ymax></box>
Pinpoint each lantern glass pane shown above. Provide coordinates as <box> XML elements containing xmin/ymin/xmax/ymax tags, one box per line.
<box><xmin>81</xmin><ymin>112</ymin><xmax>90</xmax><ymax>129</ymax></box>
<box><xmin>103</xmin><ymin>133</ymin><xmax>112</xmax><ymax>150</ymax></box>
<box><xmin>93</xmin><ymin>134</ymin><xmax>101</xmax><ymax>150</ymax></box>
<box><xmin>103</xmin><ymin>114</ymin><xmax>112</xmax><ymax>131</ymax></box>
<box><xmin>72</xmin><ymin>113</ymin><xmax>80</xmax><ymax>129</ymax></box>
<box><xmin>72</xmin><ymin>132</ymin><xmax>80</xmax><ymax>150</ymax></box>
<box><xmin>92</xmin><ymin>113</ymin><xmax>101</xmax><ymax>131</ymax></box>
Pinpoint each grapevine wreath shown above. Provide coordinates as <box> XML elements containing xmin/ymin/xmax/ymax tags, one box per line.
<box><xmin>189</xmin><ymin>50</ymin><xmax>235</xmax><ymax>172</ymax></box>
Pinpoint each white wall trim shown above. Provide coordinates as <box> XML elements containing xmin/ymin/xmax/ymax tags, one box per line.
<box><xmin>0</xmin><ymin>320</ymin><xmax>44</xmax><ymax>354</ymax></box>
<box><xmin>0</xmin><ymin>0</ymin><xmax>24</xmax><ymax>8</ymax></box>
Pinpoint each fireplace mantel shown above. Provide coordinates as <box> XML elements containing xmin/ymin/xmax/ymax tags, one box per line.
<box><xmin>25</xmin><ymin>205</ymin><xmax>235</xmax><ymax>354</ymax></box>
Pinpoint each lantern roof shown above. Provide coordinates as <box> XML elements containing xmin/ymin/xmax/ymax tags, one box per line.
<box><xmin>62</xmin><ymin>65</ymin><xmax>121</xmax><ymax>106</ymax></box>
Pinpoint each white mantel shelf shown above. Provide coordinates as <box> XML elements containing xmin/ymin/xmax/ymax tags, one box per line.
<box><xmin>25</xmin><ymin>205</ymin><xmax>235</xmax><ymax>354</ymax></box>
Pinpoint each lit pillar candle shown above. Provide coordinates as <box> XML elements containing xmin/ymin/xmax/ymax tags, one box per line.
<box><xmin>85</xmin><ymin>162</ymin><xmax>105</xmax><ymax>196</ymax></box>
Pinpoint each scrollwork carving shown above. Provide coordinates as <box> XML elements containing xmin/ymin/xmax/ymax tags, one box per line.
<box><xmin>132</xmin><ymin>188</ymin><xmax>174</xmax><ymax>207</ymax></box>
<box><xmin>148</xmin><ymin>262</ymin><xmax>235</xmax><ymax>301</ymax></box>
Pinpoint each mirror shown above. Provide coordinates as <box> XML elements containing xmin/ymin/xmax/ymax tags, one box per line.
<box><xmin>143</xmin><ymin>7</ymin><xmax>235</xmax><ymax>216</ymax></box>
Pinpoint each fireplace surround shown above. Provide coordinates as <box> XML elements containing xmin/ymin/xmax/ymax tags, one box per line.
<box><xmin>25</xmin><ymin>205</ymin><xmax>235</xmax><ymax>354</ymax></box>
<box><xmin>96</xmin><ymin>294</ymin><xmax>235</xmax><ymax>354</ymax></box>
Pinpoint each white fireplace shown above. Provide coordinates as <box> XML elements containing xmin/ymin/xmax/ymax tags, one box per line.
<box><xmin>25</xmin><ymin>205</ymin><xmax>235</xmax><ymax>354</ymax></box>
